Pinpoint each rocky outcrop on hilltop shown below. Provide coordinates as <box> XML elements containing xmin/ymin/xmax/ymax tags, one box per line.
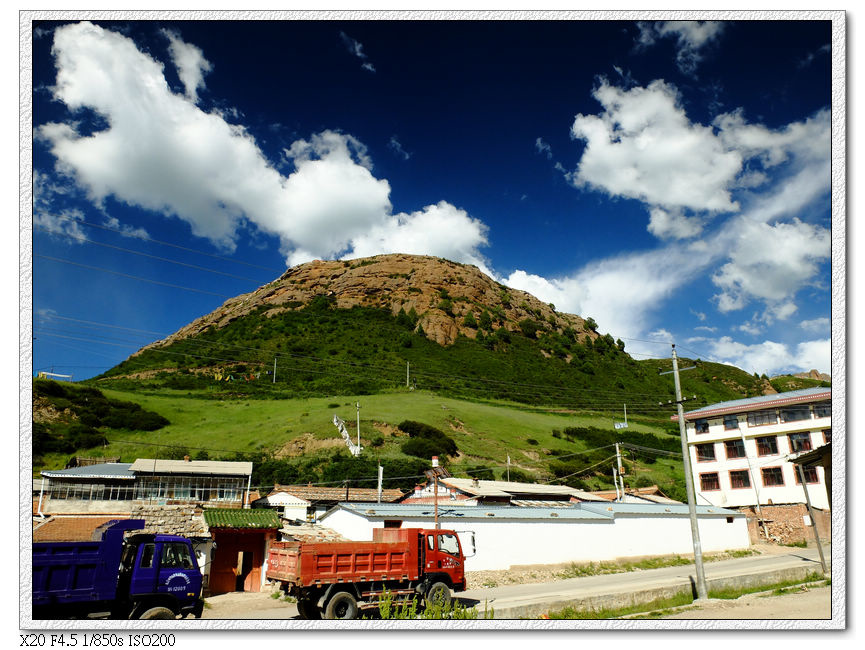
<box><xmin>141</xmin><ymin>254</ymin><xmax>592</xmax><ymax>350</ymax></box>
<box><xmin>794</xmin><ymin>369</ymin><xmax>831</xmax><ymax>382</ymax></box>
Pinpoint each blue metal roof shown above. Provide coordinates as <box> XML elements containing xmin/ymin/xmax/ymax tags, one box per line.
<box><xmin>41</xmin><ymin>463</ymin><xmax>135</xmax><ymax>480</ymax></box>
<box><xmin>579</xmin><ymin>502</ymin><xmax>742</xmax><ymax>517</ymax></box>
<box><xmin>326</xmin><ymin>501</ymin><xmax>742</xmax><ymax>521</ymax></box>
<box><xmin>328</xmin><ymin>502</ymin><xmax>613</xmax><ymax>521</ymax></box>
<box><xmin>682</xmin><ymin>387</ymin><xmax>830</xmax><ymax>420</ymax></box>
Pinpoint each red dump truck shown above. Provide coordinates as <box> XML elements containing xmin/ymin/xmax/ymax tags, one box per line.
<box><xmin>266</xmin><ymin>527</ymin><xmax>474</xmax><ymax>619</ymax></box>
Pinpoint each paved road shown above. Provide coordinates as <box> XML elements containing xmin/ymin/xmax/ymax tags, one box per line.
<box><xmin>200</xmin><ymin>546</ymin><xmax>832</xmax><ymax>620</ymax></box>
<box><xmin>457</xmin><ymin>546</ymin><xmax>831</xmax><ymax>618</ymax></box>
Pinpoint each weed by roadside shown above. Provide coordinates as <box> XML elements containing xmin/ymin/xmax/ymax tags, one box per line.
<box><xmin>556</xmin><ymin>549</ymin><xmax>759</xmax><ymax>580</ymax></box>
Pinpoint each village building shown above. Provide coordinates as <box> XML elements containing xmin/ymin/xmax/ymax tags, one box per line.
<box><xmin>400</xmin><ymin>476</ymin><xmax>612</xmax><ymax>506</ymax></box>
<box><xmin>678</xmin><ymin>387</ymin><xmax>831</xmax><ymax>544</ymax></box>
<box><xmin>319</xmin><ymin>501</ymin><xmax>749</xmax><ymax>571</ymax></box>
<box><xmin>255</xmin><ymin>484</ymin><xmax>405</xmax><ymax>522</ymax></box>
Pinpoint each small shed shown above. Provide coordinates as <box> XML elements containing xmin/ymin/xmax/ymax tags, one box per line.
<box><xmin>203</xmin><ymin>508</ymin><xmax>281</xmax><ymax>595</ymax></box>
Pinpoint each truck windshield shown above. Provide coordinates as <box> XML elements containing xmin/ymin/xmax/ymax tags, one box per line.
<box><xmin>437</xmin><ymin>534</ymin><xmax>460</xmax><ymax>557</ymax></box>
<box><xmin>161</xmin><ymin>542</ymin><xmax>195</xmax><ymax>569</ymax></box>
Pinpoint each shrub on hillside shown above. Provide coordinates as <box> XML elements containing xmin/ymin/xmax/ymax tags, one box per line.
<box><xmin>397</xmin><ymin>420</ymin><xmax>458</xmax><ymax>458</ymax></box>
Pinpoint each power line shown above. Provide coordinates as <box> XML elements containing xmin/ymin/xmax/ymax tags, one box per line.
<box><xmin>43</xmin><ymin>212</ymin><xmax>284</xmax><ymax>274</ymax></box>
<box><xmin>36</xmin><ymin>255</ymin><xmax>235</xmax><ymax>299</ymax></box>
<box><xmin>35</xmin><ymin>226</ymin><xmax>267</xmax><ymax>284</ymax></box>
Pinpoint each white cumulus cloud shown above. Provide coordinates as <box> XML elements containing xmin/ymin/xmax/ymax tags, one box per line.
<box><xmin>637</xmin><ymin>21</ymin><xmax>724</xmax><ymax>76</ymax></box>
<box><xmin>707</xmin><ymin>336</ymin><xmax>830</xmax><ymax>376</ymax></box>
<box><xmin>37</xmin><ymin>22</ymin><xmax>489</xmax><ymax>271</ymax></box>
<box><xmin>162</xmin><ymin>29</ymin><xmax>212</xmax><ymax>103</ymax></box>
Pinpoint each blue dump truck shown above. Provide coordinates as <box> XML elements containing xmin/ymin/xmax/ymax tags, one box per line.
<box><xmin>33</xmin><ymin>519</ymin><xmax>204</xmax><ymax>620</ymax></box>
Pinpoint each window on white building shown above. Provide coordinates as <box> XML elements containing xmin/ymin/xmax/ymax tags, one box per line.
<box><xmin>695</xmin><ymin>419</ymin><xmax>709</xmax><ymax>433</ymax></box>
<box><xmin>794</xmin><ymin>466</ymin><xmax>820</xmax><ymax>484</ymax></box>
<box><xmin>747</xmin><ymin>409</ymin><xmax>777</xmax><ymax>427</ymax></box>
<box><xmin>724</xmin><ymin>415</ymin><xmax>739</xmax><ymax>430</ymax></box>
<box><xmin>813</xmin><ymin>402</ymin><xmax>831</xmax><ymax>418</ymax></box>
<box><xmin>788</xmin><ymin>432</ymin><xmax>813</xmax><ymax>453</ymax></box>
<box><xmin>823</xmin><ymin>429</ymin><xmax>831</xmax><ymax>444</ymax></box>
<box><xmin>700</xmin><ymin>473</ymin><xmax>720</xmax><ymax>491</ymax></box>
<box><xmin>696</xmin><ymin>443</ymin><xmax>716</xmax><ymax>462</ymax></box>
<box><xmin>780</xmin><ymin>405</ymin><xmax>811</xmax><ymax>423</ymax></box>
<box><xmin>729</xmin><ymin>470</ymin><xmax>751</xmax><ymax>489</ymax></box>
<box><xmin>756</xmin><ymin>436</ymin><xmax>778</xmax><ymax>456</ymax></box>
<box><xmin>761</xmin><ymin>467</ymin><xmax>785</xmax><ymax>487</ymax></box>
<box><xmin>724</xmin><ymin>439</ymin><xmax>746</xmax><ymax>459</ymax></box>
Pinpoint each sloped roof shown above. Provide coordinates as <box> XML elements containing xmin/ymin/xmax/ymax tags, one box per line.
<box><xmin>41</xmin><ymin>463</ymin><xmax>135</xmax><ymax>480</ymax></box>
<box><xmin>790</xmin><ymin>442</ymin><xmax>831</xmax><ymax>467</ymax></box>
<box><xmin>440</xmin><ymin>478</ymin><xmax>610</xmax><ymax>502</ymax></box>
<box><xmin>130</xmin><ymin>459</ymin><xmax>253</xmax><ymax>476</ymax></box>
<box><xmin>270</xmin><ymin>484</ymin><xmax>404</xmax><ymax>503</ymax></box>
<box><xmin>279</xmin><ymin>523</ymin><xmax>350</xmax><ymax>543</ymax></box>
<box><xmin>32</xmin><ymin>516</ymin><xmax>128</xmax><ymax>542</ymax></box>
<box><xmin>678</xmin><ymin>388</ymin><xmax>831</xmax><ymax>421</ymax></box>
<box><xmin>203</xmin><ymin>508</ymin><xmax>281</xmax><ymax>529</ymax></box>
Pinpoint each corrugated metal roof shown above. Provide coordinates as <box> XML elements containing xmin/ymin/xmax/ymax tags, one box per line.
<box><xmin>130</xmin><ymin>459</ymin><xmax>253</xmax><ymax>476</ymax></box>
<box><xmin>41</xmin><ymin>463</ymin><xmax>135</xmax><ymax>480</ymax></box>
<box><xmin>327</xmin><ymin>503</ymin><xmax>613</xmax><ymax>521</ymax></box>
<box><xmin>679</xmin><ymin>388</ymin><xmax>831</xmax><ymax>420</ymax></box>
<box><xmin>580</xmin><ymin>502</ymin><xmax>742</xmax><ymax>517</ymax></box>
<box><xmin>440</xmin><ymin>478</ymin><xmax>610</xmax><ymax>502</ymax></box>
<box><xmin>203</xmin><ymin>508</ymin><xmax>281</xmax><ymax>529</ymax></box>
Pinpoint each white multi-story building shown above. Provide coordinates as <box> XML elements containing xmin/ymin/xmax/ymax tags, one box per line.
<box><xmin>680</xmin><ymin>388</ymin><xmax>830</xmax><ymax>510</ymax></box>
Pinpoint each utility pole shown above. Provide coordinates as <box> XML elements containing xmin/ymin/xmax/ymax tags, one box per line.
<box><xmin>356</xmin><ymin>402</ymin><xmax>361</xmax><ymax>451</ymax></box>
<box><xmin>795</xmin><ymin>463</ymin><xmax>828</xmax><ymax>574</ymax></box>
<box><xmin>272</xmin><ymin>358</ymin><xmax>277</xmax><ymax>384</ymax></box>
<box><xmin>664</xmin><ymin>344</ymin><xmax>708</xmax><ymax>600</ymax></box>
<box><xmin>377</xmin><ymin>465</ymin><xmax>383</xmax><ymax>504</ymax></box>
<box><xmin>406</xmin><ymin>362</ymin><xmax>410</xmax><ymax>389</ymax></box>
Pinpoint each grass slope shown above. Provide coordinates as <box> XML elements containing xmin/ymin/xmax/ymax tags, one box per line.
<box><xmin>34</xmin><ymin>386</ymin><xmax>686</xmax><ymax>498</ymax></box>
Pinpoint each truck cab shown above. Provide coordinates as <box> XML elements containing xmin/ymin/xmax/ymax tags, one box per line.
<box><xmin>116</xmin><ymin>534</ymin><xmax>204</xmax><ymax>619</ymax></box>
<box><xmin>420</xmin><ymin>530</ymin><xmax>467</xmax><ymax>592</ymax></box>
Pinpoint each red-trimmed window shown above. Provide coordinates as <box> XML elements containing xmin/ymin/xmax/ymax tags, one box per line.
<box><xmin>724</xmin><ymin>439</ymin><xmax>746</xmax><ymax>459</ymax></box>
<box><xmin>788</xmin><ymin>432</ymin><xmax>812</xmax><ymax>453</ymax></box>
<box><xmin>761</xmin><ymin>467</ymin><xmax>785</xmax><ymax>487</ymax></box>
<box><xmin>700</xmin><ymin>472</ymin><xmax>720</xmax><ymax>491</ymax></box>
<box><xmin>823</xmin><ymin>429</ymin><xmax>831</xmax><ymax>444</ymax></box>
<box><xmin>780</xmin><ymin>405</ymin><xmax>811</xmax><ymax>423</ymax></box>
<box><xmin>794</xmin><ymin>466</ymin><xmax>820</xmax><ymax>484</ymax></box>
<box><xmin>729</xmin><ymin>470</ymin><xmax>751</xmax><ymax>489</ymax></box>
<box><xmin>747</xmin><ymin>409</ymin><xmax>777</xmax><ymax>427</ymax></box>
<box><xmin>813</xmin><ymin>402</ymin><xmax>831</xmax><ymax>418</ymax></box>
<box><xmin>696</xmin><ymin>443</ymin><xmax>716</xmax><ymax>462</ymax></box>
<box><xmin>756</xmin><ymin>436</ymin><xmax>778</xmax><ymax>456</ymax></box>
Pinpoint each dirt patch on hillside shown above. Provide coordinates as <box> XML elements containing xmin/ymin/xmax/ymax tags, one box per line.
<box><xmin>32</xmin><ymin>397</ymin><xmax>77</xmax><ymax>424</ymax></box>
<box><xmin>275</xmin><ymin>434</ymin><xmax>346</xmax><ymax>458</ymax></box>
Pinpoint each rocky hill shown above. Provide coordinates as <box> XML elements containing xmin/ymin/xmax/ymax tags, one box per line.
<box><xmin>142</xmin><ymin>254</ymin><xmax>592</xmax><ymax>350</ymax></box>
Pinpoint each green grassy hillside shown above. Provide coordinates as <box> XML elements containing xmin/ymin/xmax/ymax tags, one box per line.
<box><xmin>95</xmin><ymin>301</ymin><xmax>770</xmax><ymax>415</ymax></box>
<box><xmin>33</xmin><ymin>383</ymin><xmax>687</xmax><ymax>500</ymax></box>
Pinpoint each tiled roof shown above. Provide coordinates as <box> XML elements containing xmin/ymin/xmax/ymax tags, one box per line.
<box><xmin>270</xmin><ymin>484</ymin><xmax>404</xmax><ymax>503</ymax></box>
<box><xmin>41</xmin><ymin>463</ymin><xmax>135</xmax><ymax>480</ymax></box>
<box><xmin>679</xmin><ymin>388</ymin><xmax>831</xmax><ymax>421</ymax></box>
<box><xmin>32</xmin><ymin>516</ymin><xmax>131</xmax><ymax>542</ymax></box>
<box><xmin>203</xmin><ymin>508</ymin><xmax>281</xmax><ymax>529</ymax></box>
<box><xmin>130</xmin><ymin>459</ymin><xmax>253</xmax><ymax>476</ymax></box>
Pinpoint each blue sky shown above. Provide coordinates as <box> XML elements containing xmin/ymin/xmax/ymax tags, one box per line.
<box><xmin>29</xmin><ymin>17</ymin><xmax>836</xmax><ymax>381</ymax></box>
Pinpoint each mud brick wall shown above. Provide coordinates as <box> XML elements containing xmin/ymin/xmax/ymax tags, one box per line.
<box><xmin>739</xmin><ymin>503</ymin><xmax>831</xmax><ymax>545</ymax></box>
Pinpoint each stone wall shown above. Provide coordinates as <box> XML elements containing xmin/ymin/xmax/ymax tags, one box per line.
<box><xmin>131</xmin><ymin>504</ymin><xmax>209</xmax><ymax>538</ymax></box>
<box><xmin>739</xmin><ymin>503</ymin><xmax>831</xmax><ymax>545</ymax></box>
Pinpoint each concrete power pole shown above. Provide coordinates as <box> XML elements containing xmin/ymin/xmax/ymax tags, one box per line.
<box><xmin>272</xmin><ymin>358</ymin><xmax>277</xmax><ymax>384</ymax></box>
<box><xmin>669</xmin><ymin>344</ymin><xmax>708</xmax><ymax>600</ymax></box>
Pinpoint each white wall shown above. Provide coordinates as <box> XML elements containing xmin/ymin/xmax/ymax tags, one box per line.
<box><xmin>321</xmin><ymin>509</ymin><xmax>750</xmax><ymax>572</ymax></box>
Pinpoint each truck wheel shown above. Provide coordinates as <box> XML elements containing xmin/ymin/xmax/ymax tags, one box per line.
<box><xmin>138</xmin><ymin>606</ymin><xmax>177</xmax><ymax>620</ymax></box>
<box><xmin>324</xmin><ymin>591</ymin><xmax>358</xmax><ymax>620</ymax></box>
<box><xmin>297</xmin><ymin>598</ymin><xmax>321</xmax><ymax>620</ymax></box>
<box><xmin>425</xmin><ymin>582</ymin><xmax>451</xmax><ymax>608</ymax></box>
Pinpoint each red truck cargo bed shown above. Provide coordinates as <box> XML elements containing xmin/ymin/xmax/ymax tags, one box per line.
<box><xmin>267</xmin><ymin>539</ymin><xmax>421</xmax><ymax>586</ymax></box>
